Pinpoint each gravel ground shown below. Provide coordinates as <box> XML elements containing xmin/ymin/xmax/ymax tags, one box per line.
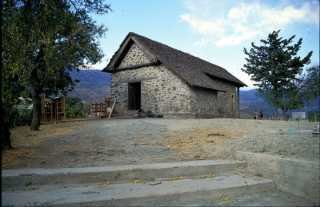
<box><xmin>2</xmin><ymin>118</ymin><xmax>319</xmax><ymax>169</ymax></box>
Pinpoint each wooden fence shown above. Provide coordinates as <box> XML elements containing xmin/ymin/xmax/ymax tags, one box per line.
<box><xmin>90</xmin><ymin>97</ymin><xmax>115</xmax><ymax>119</ymax></box>
<box><xmin>41</xmin><ymin>96</ymin><xmax>66</xmax><ymax>123</ymax></box>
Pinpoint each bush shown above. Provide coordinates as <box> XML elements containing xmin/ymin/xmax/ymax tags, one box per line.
<box><xmin>11</xmin><ymin>98</ymin><xmax>33</xmax><ymax>127</ymax></box>
<box><xmin>15</xmin><ymin>107</ymin><xmax>32</xmax><ymax>126</ymax></box>
<box><xmin>65</xmin><ymin>97</ymin><xmax>89</xmax><ymax>118</ymax></box>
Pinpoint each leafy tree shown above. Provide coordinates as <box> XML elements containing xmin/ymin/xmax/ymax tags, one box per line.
<box><xmin>242</xmin><ymin>30</ymin><xmax>312</xmax><ymax>116</ymax></box>
<box><xmin>1</xmin><ymin>0</ymin><xmax>110</xmax><ymax>149</ymax></box>
<box><xmin>3</xmin><ymin>0</ymin><xmax>110</xmax><ymax>131</ymax></box>
<box><xmin>301</xmin><ymin>65</ymin><xmax>320</xmax><ymax>103</ymax></box>
<box><xmin>1</xmin><ymin>0</ymin><xmax>27</xmax><ymax>149</ymax></box>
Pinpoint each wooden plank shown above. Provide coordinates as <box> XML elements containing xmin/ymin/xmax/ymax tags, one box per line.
<box><xmin>108</xmin><ymin>101</ymin><xmax>116</xmax><ymax>119</ymax></box>
<box><xmin>117</xmin><ymin>76</ymin><xmax>157</xmax><ymax>83</ymax></box>
<box><xmin>115</xmin><ymin>62</ymin><xmax>159</xmax><ymax>72</ymax></box>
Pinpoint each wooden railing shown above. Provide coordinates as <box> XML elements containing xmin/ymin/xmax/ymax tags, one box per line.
<box><xmin>90</xmin><ymin>97</ymin><xmax>115</xmax><ymax>119</ymax></box>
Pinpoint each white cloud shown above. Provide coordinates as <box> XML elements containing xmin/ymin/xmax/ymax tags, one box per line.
<box><xmin>81</xmin><ymin>56</ymin><xmax>110</xmax><ymax>70</ymax></box>
<box><xmin>180</xmin><ymin>1</ymin><xmax>319</xmax><ymax>47</ymax></box>
<box><xmin>180</xmin><ymin>14</ymin><xmax>225</xmax><ymax>36</ymax></box>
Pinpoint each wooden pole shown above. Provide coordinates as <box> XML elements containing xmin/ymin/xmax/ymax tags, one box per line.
<box><xmin>50</xmin><ymin>101</ymin><xmax>53</xmax><ymax>122</ymax></box>
<box><xmin>63</xmin><ymin>96</ymin><xmax>66</xmax><ymax>120</ymax></box>
<box><xmin>237</xmin><ymin>87</ymin><xmax>240</xmax><ymax>118</ymax></box>
<box><xmin>55</xmin><ymin>100</ymin><xmax>58</xmax><ymax>124</ymax></box>
<box><xmin>108</xmin><ymin>100</ymin><xmax>116</xmax><ymax>119</ymax></box>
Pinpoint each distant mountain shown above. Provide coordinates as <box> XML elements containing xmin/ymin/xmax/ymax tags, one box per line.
<box><xmin>68</xmin><ymin>69</ymin><xmax>112</xmax><ymax>103</ymax></box>
<box><xmin>68</xmin><ymin>70</ymin><xmax>319</xmax><ymax>114</ymax></box>
<box><xmin>240</xmin><ymin>89</ymin><xmax>276</xmax><ymax>118</ymax></box>
<box><xmin>240</xmin><ymin>89</ymin><xmax>320</xmax><ymax>118</ymax></box>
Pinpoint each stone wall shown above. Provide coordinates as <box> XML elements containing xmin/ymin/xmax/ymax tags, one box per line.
<box><xmin>118</xmin><ymin>43</ymin><xmax>151</xmax><ymax>68</ymax></box>
<box><xmin>235</xmin><ymin>151</ymin><xmax>320</xmax><ymax>204</ymax></box>
<box><xmin>190</xmin><ymin>88</ymin><xmax>238</xmax><ymax>118</ymax></box>
<box><xmin>111</xmin><ymin>65</ymin><xmax>193</xmax><ymax>116</ymax></box>
<box><xmin>190</xmin><ymin>89</ymin><xmax>218</xmax><ymax>118</ymax></box>
<box><xmin>217</xmin><ymin>91</ymin><xmax>237</xmax><ymax>117</ymax></box>
<box><xmin>110</xmin><ymin>42</ymin><xmax>239</xmax><ymax>117</ymax></box>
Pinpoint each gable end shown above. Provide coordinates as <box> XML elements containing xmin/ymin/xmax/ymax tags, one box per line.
<box><xmin>104</xmin><ymin>35</ymin><xmax>159</xmax><ymax>72</ymax></box>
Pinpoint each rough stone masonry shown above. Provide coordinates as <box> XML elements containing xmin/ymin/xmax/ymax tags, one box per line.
<box><xmin>104</xmin><ymin>33</ymin><xmax>246</xmax><ymax>118</ymax></box>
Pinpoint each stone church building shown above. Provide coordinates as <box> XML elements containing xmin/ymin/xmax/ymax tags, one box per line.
<box><xmin>103</xmin><ymin>32</ymin><xmax>246</xmax><ymax>118</ymax></box>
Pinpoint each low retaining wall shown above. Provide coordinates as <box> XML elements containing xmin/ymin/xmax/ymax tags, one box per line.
<box><xmin>235</xmin><ymin>151</ymin><xmax>320</xmax><ymax>203</ymax></box>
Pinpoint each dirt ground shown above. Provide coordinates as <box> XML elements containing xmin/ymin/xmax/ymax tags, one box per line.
<box><xmin>2</xmin><ymin>118</ymin><xmax>319</xmax><ymax>169</ymax></box>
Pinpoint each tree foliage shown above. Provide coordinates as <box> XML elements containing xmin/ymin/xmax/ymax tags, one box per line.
<box><xmin>2</xmin><ymin>0</ymin><xmax>110</xmax><ymax>131</ymax></box>
<box><xmin>242</xmin><ymin>30</ymin><xmax>312</xmax><ymax>113</ymax></box>
<box><xmin>1</xmin><ymin>0</ymin><xmax>110</xmax><ymax>149</ymax></box>
<box><xmin>65</xmin><ymin>97</ymin><xmax>89</xmax><ymax>118</ymax></box>
<box><xmin>300</xmin><ymin>65</ymin><xmax>320</xmax><ymax>103</ymax></box>
<box><xmin>1</xmin><ymin>0</ymin><xmax>27</xmax><ymax>149</ymax></box>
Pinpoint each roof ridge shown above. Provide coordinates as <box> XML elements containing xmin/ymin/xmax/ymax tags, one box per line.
<box><xmin>131</xmin><ymin>33</ymin><xmax>211</xmax><ymax>64</ymax></box>
<box><xmin>129</xmin><ymin>32</ymin><xmax>245</xmax><ymax>85</ymax></box>
<box><xmin>105</xmin><ymin>32</ymin><xmax>246</xmax><ymax>87</ymax></box>
<box><xmin>130</xmin><ymin>33</ymin><xmax>244</xmax><ymax>83</ymax></box>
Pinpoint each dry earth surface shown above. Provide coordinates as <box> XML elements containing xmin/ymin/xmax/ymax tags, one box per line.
<box><xmin>2</xmin><ymin>118</ymin><xmax>319</xmax><ymax>169</ymax></box>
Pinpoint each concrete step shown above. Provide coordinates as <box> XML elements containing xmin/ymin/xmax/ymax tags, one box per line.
<box><xmin>2</xmin><ymin>175</ymin><xmax>274</xmax><ymax>207</ymax></box>
<box><xmin>2</xmin><ymin>160</ymin><xmax>246</xmax><ymax>190</ymax></box>
<box><xmin>151</xmin><ymin>189</ymin><xmax>314</xmax><ymax>206</ymax></box>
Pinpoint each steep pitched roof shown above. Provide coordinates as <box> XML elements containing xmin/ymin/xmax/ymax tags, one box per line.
<box><xmin>103</xmin><ymin>32</ymin><xmax>246</xmax><ymax>90</ymax></box>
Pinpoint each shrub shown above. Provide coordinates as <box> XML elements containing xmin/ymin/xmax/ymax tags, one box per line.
<box><xmin>11</xmin><ymin>98</ymin><xmax>33</xmax><ymax>127</ymax></box>
<box><xmin>65</xmin><ymin>97</ymin><xmax>89</xmax><ymax>118</ymax></box>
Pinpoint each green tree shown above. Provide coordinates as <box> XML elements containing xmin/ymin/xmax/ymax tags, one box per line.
<box><xmin>301</xmin><ymin>65</ymin><xmax>320</xmax><ymax>103</ymax></box>
<box><xmin>1</xmin><ymin>0</ymin><xmax>27</xmax><ymax>149</ymax></box>
<box><xmin>3</xmin><ymin>0</ymin><xmax>110</xmax><ymax>130</ymax></box>
<box><xmin>242</xmin><ymin>30</ymin><xmax>312</xmax><ymax>116</ymax></box>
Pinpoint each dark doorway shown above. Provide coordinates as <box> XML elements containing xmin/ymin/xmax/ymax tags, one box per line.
<box><xmin>128</xmin><ymin>82</ymin><xmax>141</xmax><ymax>110</ymax></box>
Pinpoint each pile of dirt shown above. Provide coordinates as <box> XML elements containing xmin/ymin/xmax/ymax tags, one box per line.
<box><xmin>165</xmin><ymin>127</ymin><xmax>245</xmax><ymax>159</ymax></box>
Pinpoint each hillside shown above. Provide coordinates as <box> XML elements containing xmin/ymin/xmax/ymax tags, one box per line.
<box><xmin>239</xmin><ymin>89</ymin><xmax>276</xmax><ymax>118</ymax></box>
<box><xmin>240</xmin><ymin>89</ymin><xmax>320</xmax><ymax>118</ymax></box>
<box><xmin>68</xmin><ymin>70</ymin><xmax>318</xmax><ymax>115</ymax></box>
<box><xmin>68</xmin><ymin>69</ymin><xmax>112</xmax><ymax>103</ymax></box>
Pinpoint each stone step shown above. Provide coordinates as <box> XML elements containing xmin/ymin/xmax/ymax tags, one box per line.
<box><xmin>2</xmin><ymin>175</ymin><xmax>274</xmax><ymax>207</ymax></box>
<box><xmin>112</xmin><ymin>110</ymin><xmax>138</xmax><ymax>118</ymax></box>
<box><xmin>2</xmin><ymin>160</ymin><xmax>246</xmax><ymax>191</ymax></box>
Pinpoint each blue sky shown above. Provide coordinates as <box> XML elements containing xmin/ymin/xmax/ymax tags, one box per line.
<box><xmin>91</xmin><ymin>0</ymin><xmax>319</xmax><ymax>88</ymax></box>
